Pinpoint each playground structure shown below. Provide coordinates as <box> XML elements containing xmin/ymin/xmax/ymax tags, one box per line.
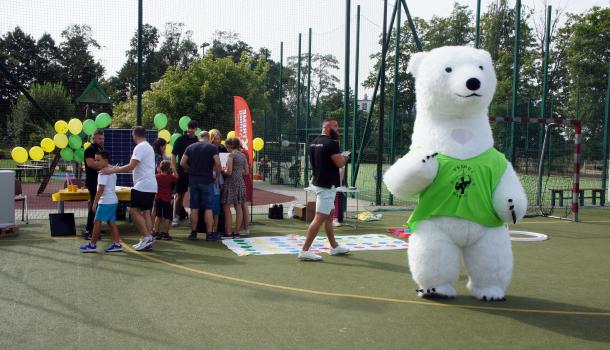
<box><xmin>1</xmin><ymin>0</ymin><xmax>609</xmax><ymax>222</ymax></box>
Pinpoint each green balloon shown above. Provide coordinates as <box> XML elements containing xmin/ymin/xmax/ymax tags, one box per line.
<box><xmin>196</xmin><ymin>128</ymin><xmax>202</xmax><ymax>137</ymax></box>
<box><xmin>154</xmin><ymin>113</ymin><xmax>168</xmax><ymax>129</ymax></box>
<box><xmin>82</xmin><ymin>119</ymin><xmax>97</xmax><ymax>135</ymax></box>
<box><xmin>170</xmin><ymin>132</ymin><xmax>181</xmax><ymax>146</ymax></box>
<box><xmin>60</xmin><ymin>148</ymin><xmax>74</xmax><ymax>161</ymax></box>
<box><xmin>179</xmin><ymin>116</ymin><xmax>191</xmax><ymax>131</ymax></box>
<box><xmin>74</xmin><ymin>148</ymin><xmax>85</xmax><ymax>163</ymax></box>
<box><xmin>95</xmin><ymin>113</ymin><xmax>112</xmax><ymax>128</ymax></box>
<box><xmin>68</xmin><ymin>135</ymin><xmax>82</xmax><ymax>149</ymax></box>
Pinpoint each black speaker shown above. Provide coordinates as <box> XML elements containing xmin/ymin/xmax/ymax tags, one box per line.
<box><xmin>49</xmin><ymin>213</ymin><xmax>76</xmax><ymax>236</ymax></box>
<box><xmin>268</xmin><ymin>204</ymin><xmax>283</xmax><ymax>220</ymax></box>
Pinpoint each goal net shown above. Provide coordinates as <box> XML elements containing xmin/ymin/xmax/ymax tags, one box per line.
<box><xmin>489</xmin><ymin>116</ymin><xmax>581</xmax><ymax>222</ymax></box>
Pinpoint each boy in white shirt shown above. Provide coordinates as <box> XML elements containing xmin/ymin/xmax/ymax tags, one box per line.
<box><xmin>80</xmin><ymin>151</ymin><xmax>122</xmax><ymax>253</ymax></box>
<box><xmin>101</xmin><ymin>126</ymin><xmax>157</xmax><ymax>251</ymax></box>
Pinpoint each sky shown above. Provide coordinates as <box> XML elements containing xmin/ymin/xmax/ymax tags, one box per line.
<box><xmin>1</xmin><ymin>0</ymin><xmax>608</xmax><ymax>98</ymax></box>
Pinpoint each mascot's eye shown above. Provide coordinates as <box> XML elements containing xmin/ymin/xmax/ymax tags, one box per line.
<box><xmin>445</xmin><ymin>67</ymin><xmax>452</xmax><ymax>73</ymax></box>
<box><xmin>479</xmin><ymin>65</ymin><xmax>484</xmax><ymax>70</ymax></box>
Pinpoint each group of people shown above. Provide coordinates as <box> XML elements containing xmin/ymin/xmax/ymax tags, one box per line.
<box><xmin>79</xmin><ymin>121</ymin><xmax>252</xmax><ymax>253</ymax></box>
<box><xmin>78</xmin><ymin>117</ymin><xmax>350</xmax><ymax>262</ymax></box>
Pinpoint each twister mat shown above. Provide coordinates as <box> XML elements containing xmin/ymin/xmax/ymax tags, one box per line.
<box><xmin>222</xmin><ymin>234</ymin><xmax>409</xmax><ymax>256</ymax></box>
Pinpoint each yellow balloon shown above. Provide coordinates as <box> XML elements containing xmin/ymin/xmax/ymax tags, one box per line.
<box><xmin>11</xmin><ymin>147</ymin><xmax>29</xmax><ymax>164</ymax></box>
<box><xmin>83</xmin><ymin>142</ymin><xmax>91</xmax><ymax>150</ymax></box>
<box><xmin>53</xmin><ymin>133</ymin><xmax>69</xmax><ymax>149</ymax></box>
<box><xmin>54</xmin><ymin>120</ymin><xmax>69</xmax><ymax>134</ymax></box>
<box><xmin>41</xmin><ymin>138</ymin><xmax>55</xmax><ymax>153</ymax></box>
<box><xmin>158</xmin><ymin>129</ymin><xmax>171</xmax><ymax>141</ymax></box>
<box><xmin>227</xmin><ymin>130</ymin><xmax>236</xmax><ymax>139</ymax></box>
<box><xmin>253</xmin><ymin>137</ymin><xmax>265</xmax><ymax>151</ymax></box>
<box><xmin>68</xmin><ymin>118</ymin><xmax>83</xmax><ymax>135</ymax></box>
<box><xmin>29</xmin><ymin>146</ymin><xmax>44</xmax><ymax>161</ymax></box>
<box><xmin>165</xmin><ymin>144</ymin><xmax>173</xmax><ymax>157</ymax></box>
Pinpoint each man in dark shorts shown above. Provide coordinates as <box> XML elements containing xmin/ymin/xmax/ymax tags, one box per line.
<box><xmin>180</xmin><ymin>137</ymin><xmax>222</xmax><ymax>241</ymax></box>
<box><xmin>171</xmin><ymin>120</ymin><xmax>199</xmax><ymax>226</ymax></box>
<box><xmin>101</xmin><ymin>126</ymin><xmax>157</xmax><ymax>251</ymax></box>
<box><xmin>83</xmin><ymin>129</ymin><xmax>104</xmax><ymax>239</ymax></box>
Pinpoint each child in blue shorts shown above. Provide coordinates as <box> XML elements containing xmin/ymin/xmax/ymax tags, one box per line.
<box><xmin>80</xmin><ymin>151</ymin><xmax>122</xmax><ymax>253</ymax></box>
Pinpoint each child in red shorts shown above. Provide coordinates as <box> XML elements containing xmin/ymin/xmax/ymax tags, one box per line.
<box><xmin>153</xmin><ymin>160</ymin><xmax>177</xmax><ymax>240</ymax></box>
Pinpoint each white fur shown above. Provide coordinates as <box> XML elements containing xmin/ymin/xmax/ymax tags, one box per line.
<box><xmin>384</xmin><ymin>46</ymin><xmax>527</xmax><ymax>300</ymax></box>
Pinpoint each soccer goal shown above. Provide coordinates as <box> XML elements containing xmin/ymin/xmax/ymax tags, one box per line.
<box><xmin>489</xmin><ymin>116</ymin><xmax>582</xmax><ymax>222</ymax></box>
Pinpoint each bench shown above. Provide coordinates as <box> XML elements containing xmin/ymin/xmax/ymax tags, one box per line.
<box><xmin>550</xmin><ymin>188</ymin><xmax>605</xmax><ymax>207</ymax></box>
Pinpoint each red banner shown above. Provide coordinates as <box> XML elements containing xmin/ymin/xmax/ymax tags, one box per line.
<box><xmin>233</xmin><ymin>96</ymin><xmax>253</xmax><ymax>164</ymax></box>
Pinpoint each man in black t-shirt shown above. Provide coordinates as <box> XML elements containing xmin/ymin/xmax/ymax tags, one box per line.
<box><xmin>180</xmin><ymin>139</ymin><xmax>221</xmax><ymax>241</ymax></box>
<box><xmin>171</xmin><ymin>120</ymin><xmax>199</xmax><ymax>226</ymax></box>
<box><xmin>298</xmin><ymin>119</ymin><xmax>350</xmax><ymax>261</ymax></box>
<box><xmin>83</xmin><ymin>129</ymin><xmax>104</xmax><ymax>239</ymax></box>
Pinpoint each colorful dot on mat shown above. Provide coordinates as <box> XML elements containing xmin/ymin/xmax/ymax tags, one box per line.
<box><xmin>371</xmin><ymin>245</ymin><xmax>381</xmax><ymax>248</ymax></box>
<box><xmin>347</xmin><ymin>242</ymin><xmax>357</xmax><ymax>246</ymax></box>
<box><xmin>241</xmin><ymin>245</ymin><xmax>252</xmax><ymax>248</ymax></box>
<box><xmin>234</xmin><ymin>240</ymin><xmax>245</xmax><ymax>243</ymax></box>
<box><xmin>354</xmin><ymin>246</ymin><xmax>365</xmax><ymax>249</ymax></box>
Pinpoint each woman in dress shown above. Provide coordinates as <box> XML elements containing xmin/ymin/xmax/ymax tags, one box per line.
<box><xmin>221</xmin><ymin>137</ymin><xmax>248</xmax><ymax>237</ymax></box>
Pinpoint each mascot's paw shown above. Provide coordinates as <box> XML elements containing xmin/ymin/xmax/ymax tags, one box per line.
<box><xmin>470</xmin><ymin>287</ymin><xmax>506</xmax><ymax>302</ymax></box>
<box><xmin>416</xmin><ymin>284</ymin><xmax>456</xmax><ymax>299</ymax></box>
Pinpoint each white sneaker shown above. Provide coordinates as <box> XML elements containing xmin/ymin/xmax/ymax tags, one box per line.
<box><xmin>132</xmin><ymin>238</ymin><xmax>144</xmax><ymax>249</ymax></box>
<box><xmin>332</xmin><ymin>219</ymin><xmax>342</xmax><ymax>227</ymax></box>
<box><xmin>135</xmin><ymin>235</ymin><xmax>155</xmax><ymax>251</ymax></box>
<box><xmin>298</xmin><ymin>250</ymin><xmax>322</xmax><ymax>261</ymax></box>
<box><xmin>330</xmin><ymin>245</ymin><xmax>350</xmax><ymax>256</ymax></box>
<box><xmin>171</xmin><ymin>216</ymin><xmax>180</xmax><ymax>227</ymax></box>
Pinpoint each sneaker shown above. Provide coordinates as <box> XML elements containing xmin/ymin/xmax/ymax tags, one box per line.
<box><xmin>132</xmin><ymin>237</ymin><xmax>144</xmax><ymax>249</ymax></box>
<box><xmin>80</xmin><ymin>242</ymin><xmax>97</xmax><ymax>253</ymax></box>
<box><xmin>160</xmin><ymin>232</ymin><xmax>173</xmax><ymax>241</ymax></box>
<box><xmin>188</xmin><ymin>231</ymin><xmax>198</xmax><ymax>241</ymax></box>
<box><xmin>239</xmin><ymin>229</ymin><xmax>250</xmax><ymax>236</ymax></box>
<box><xmin>81</xmin><ymin>231</ymin><xmax>92</xmax><ymax>240</ymax></box>
<box><xmin>104</xmin><ymin>242</ymin><xmax>123</xmax><ymax>253</ymax></box>
<box><xmin>332</xmin><ymin>219</ymin><xmax>342</xmax><ymax>227</ymax></box>
<box><xmin>171</xmin><ymin>215</ymin><xmax>180</xmax><ymax>227</ymax></box>
<box><xmin>298</xmin><ymin>250</ymin><xmax>322</xmax><ymax>261</ymax></box>
<box><xmin>221</xmin><ymin>233</ymin><xmax>233</xmax><ymax>240</ymax></box>
<box><xmin>151</xmin><ymin>231</ymin><xmax>160</xmax><ymax>239</ymax></box>
<box><xmin>330</xmin><ymin>245</ymin><xmax>350</xmax><ymax>256</ymax></box>
<box><xmin>232</xmin><ymin>233</ymin><xmax>241</xmax><ymax>239</ymax></box>
<box><xmin>206</xmin><ymin>232</ymin><xmax>222</xmax><ymax>241</ymax></box>
<box><xmin>135</xmin><ymin>235</ymin><xmax>155</xmax><ymax>251</ymax></box>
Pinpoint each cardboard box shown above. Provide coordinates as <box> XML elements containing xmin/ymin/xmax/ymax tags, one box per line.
<box><xmin>294</xmin><ymin>204</ymin><xmax>307</xmax><ymax>220</ymax></box>
<box><xmin>306</xmin><ymin>201</ymin><xmax>316</xmax><ymax>222</ymax></box>
<box><xmin>294</xmin><ymin>202</ymin><xmax>316</xmax><ymax>222</ymax></box>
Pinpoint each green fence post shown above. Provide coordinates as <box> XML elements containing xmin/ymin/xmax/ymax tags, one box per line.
<box><xmin>389</xmin><ymin>0</ymin><xmax>401</xmax><ymax>206</ymax></box>
<box><xmin>509</xmin><ymin>0</ymin><xmax>522</xmax><ymax>163</ymax></box>
<box><xmin>376</xmin><ymin>0</ymin><xmax>389</xmax><ymax>205</ymax></box>
<box><xmin>602</xmin><ymin>61</ymin><xmax>610</xmax><ymax>204</ymax></box>
<box><xmin>475</xmin><ymin>0</ymin><xmax>481</xmax><ymax>48</ymax></box>
<box><xmin>351</xmin><ymin>5</ymin><xmax>361</xmax><ymax>188</ymax></box>
<box><xmin>136</xmin><ymin>0</ymin><xmax>143</xmax><ymax>126</ymax></box>
<box><xmin>304</xmin><ymin>29</ymin><xmax>312</xmax><ymax>184</ymax></box>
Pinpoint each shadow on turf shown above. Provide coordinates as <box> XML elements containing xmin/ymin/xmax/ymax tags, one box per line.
<box><xmin>452</xmin><ymin>295</ymin><xmax>610</xmax><ymax>343</ymax></box>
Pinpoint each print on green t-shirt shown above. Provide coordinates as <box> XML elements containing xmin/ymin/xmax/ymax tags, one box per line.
<box><xmin>407</xmin><ymin>147</ymin><xmax>508</xmax><ymax>231</ymax></box>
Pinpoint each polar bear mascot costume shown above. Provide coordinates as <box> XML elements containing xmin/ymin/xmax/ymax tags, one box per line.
<box><xmin>383</xmin><ymin>46</ymin><xmax>527</xmax><ymax>301</ymax></box>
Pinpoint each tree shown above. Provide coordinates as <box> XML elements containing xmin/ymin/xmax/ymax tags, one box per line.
<box><xmin>59</xmin><ymin>24</ymin><xmax>105</xmax><ymax>99</ymax></box>
<box><xmin>108</xmin><ymin>24</ymin><xmax>164</xmax><ymax>101</ymax></box>
<box><xmin>207</xmin><ymin>31</ymin><xmax>253</xmax><ymax>62</ymax></box>
<box><xmin>159</xmin><ymin>22</ymin><xmax>200</xmax><ymax>69</ymax></box>
<box><xmin>5</xmin><ymin>82</ymin><xmax>74</xmax><ymax>147</ymax></box>
<box><xmin>561</xmin><ymin>7</ymin><xmax>610</xmax><ymax>154</ymax></box>
<box><xmin>112</xmin><ymin>56</ymin><xmax>270</xmax><ymax>133</ymax></box>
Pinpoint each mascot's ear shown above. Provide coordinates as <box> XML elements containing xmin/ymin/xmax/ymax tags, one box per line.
<box><xmin>407</xmin><ymin>52</ymin><xmax>427</xmax><ymax>78</ymax></box>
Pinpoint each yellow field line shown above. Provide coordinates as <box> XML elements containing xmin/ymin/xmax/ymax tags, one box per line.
<box><xmin>123</xmin><ymin>243</ymin><xmax>610</xmax><ymax>317</ymax></box>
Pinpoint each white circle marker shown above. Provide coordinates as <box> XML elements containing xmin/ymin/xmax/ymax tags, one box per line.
<box><xmin>509</xmin><ymin>230</ymin><xmax>549</xmax><ymax>242</ymax></box>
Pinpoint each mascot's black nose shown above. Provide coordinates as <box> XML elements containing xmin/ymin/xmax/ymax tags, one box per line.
<box><xmin>466</xmin><ymin>78</ymin><xmax>481</xmax><ymax>91</ymax></box>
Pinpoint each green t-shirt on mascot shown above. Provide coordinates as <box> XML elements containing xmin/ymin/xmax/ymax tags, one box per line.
<box><xmin>408</xmin><ymin>147</ymin><xmax>508</xmax><ymax>231</ymax></box>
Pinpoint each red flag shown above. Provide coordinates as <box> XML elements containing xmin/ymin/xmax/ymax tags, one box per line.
<box><xmin>233</xmin><ymin>96</ymin><xmax>253</xmax><ymax>164</ymax></box>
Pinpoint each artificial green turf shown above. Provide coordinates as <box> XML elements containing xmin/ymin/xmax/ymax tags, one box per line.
<box><xmin>0</xmin><ymin>209</ymin><xmax>609</xmax><ymax>349</ymax></box>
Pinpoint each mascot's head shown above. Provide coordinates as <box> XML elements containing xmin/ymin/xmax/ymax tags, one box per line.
<box><xmin>407</xmin><ymin>46</ymin><xmax>497</xmax><ymax>119</ymax></box>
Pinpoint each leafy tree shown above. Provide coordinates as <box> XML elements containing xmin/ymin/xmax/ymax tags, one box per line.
<box><xmin>207</xmin><ymin>31</ymin><xmax>253</xmax><ymax>62</ymax></box>
<box><xmin>159</xmin><ymin>22</ymin><xmax>200</xmax><ymax>69</ymax></box>
<box><xmin>112</xmin><ymin>56</ymin><xmax>269</xmax><ymax>133</ymax></box>
<box><xmin>59</xmin><ymin>24</ymin><xmax>105</xmax><ymax>99</ymax></box>
<box><xmin>6</xmin><ymin>82</ymin><xmax>74</xmax><ymax>147</ymax></box>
